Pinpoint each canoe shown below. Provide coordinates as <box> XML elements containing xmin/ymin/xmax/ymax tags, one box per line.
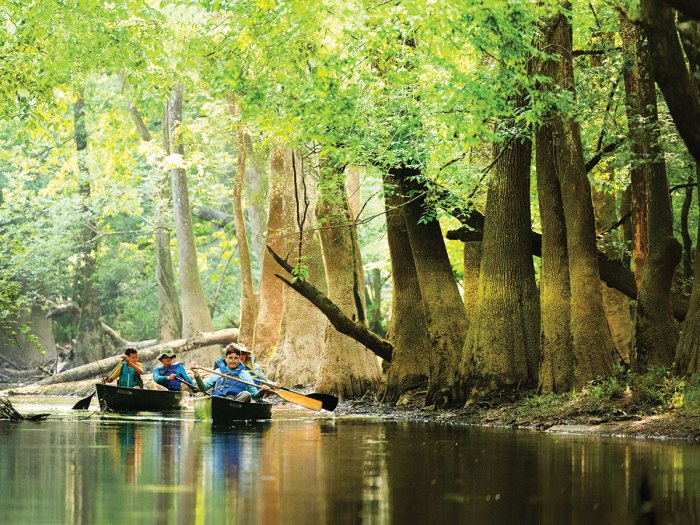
<box><xmin>96</xmin><ymin>383</ymin><xmax>185</xmax><ymax>412</ymax></box>
<box><xmin>194</xmin><ymin>395</ymin><xmax>272</xmax><ymax>423</ymax></box>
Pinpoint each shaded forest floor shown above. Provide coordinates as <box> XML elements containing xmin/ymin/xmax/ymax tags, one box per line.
<box><xmin>336</xmin><ymin>368</ymin><xmax>700</xmax><ymax>443</ymax></box>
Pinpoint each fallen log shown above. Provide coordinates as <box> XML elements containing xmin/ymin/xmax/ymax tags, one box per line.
<box><xmin>34</xmin><ymin>328</ymin><xmax>239</xmax><ymax>386</ymax></box>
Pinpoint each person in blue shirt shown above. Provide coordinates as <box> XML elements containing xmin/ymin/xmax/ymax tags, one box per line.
<box><xmin>152</xmin><ymin>349</ymin><xmax>197</xmax><ymax>391</ymax></box>
<box><xmin>104</xmin><ymin>346</ymin><xmax>144</xmax><ymax>388</ymax></box>
<box><xmin>212</xmin><ymin>343</ymin><xmax>280</xmax><ymax>389</ymax></box>
<box><xmin>193</xmin><ymin>346</ymin><xmax>269</xmax><ymax>402</ymax></box>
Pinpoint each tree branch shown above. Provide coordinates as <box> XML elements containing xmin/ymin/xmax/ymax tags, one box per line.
<box><xmin>267</xmin><ymin>246</ymin><xmax>393</xmax><ymax>362</ymax></box>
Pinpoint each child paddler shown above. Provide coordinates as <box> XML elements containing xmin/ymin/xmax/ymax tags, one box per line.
<box><xmin>104</xmin><ymin>346</ymin><xmax>144</xmax><ymax>388</ymax></box>
<box><xmin>213</xmin><ymin>343</ymin><xmax>280</xmax><ymax>391</ymax></box>
<box><xmin>153</xmin><ymin>349</ymin><xmax>197</xmax><ymax>391</ymax></box>
<box><xmin>193</xmin><ymin>345</ymin><xmax>269</xmax><ymax>402</ymax></box>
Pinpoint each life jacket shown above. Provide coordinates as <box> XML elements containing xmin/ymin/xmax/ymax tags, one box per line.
<box><xmin>211</xmin><ymin>361</ymin><xmax>248</xmax><ymax>397</ymax></box>
<box><xmin>117</xmin><ymin>362</ymin><xmax>142</xmax><ymax>388</ymax></box>
<box><xmin>158</xmin><ymin>363</ymin><xmax>186</xmax><ymax>391</ymax></box>
<box><xmin>217</xmin><ymin>355</ymin><xmax>263</xmax><ymax>385</ymax></box>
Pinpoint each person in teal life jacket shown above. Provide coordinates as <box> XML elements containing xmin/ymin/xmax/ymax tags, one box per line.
<box><xmin>104</xmin><ymin>346</ymin><xmax>144</xmax><ymax>388</ymax></box>
<box><xmin>193</xmin><ymin>345</ymin><xmax>269</xmax><ymax>402</ymax></box>
<box><xmin>153</xmin><ymin>349</ymin><xmax>197</xmax><ymax>391</ymax></box>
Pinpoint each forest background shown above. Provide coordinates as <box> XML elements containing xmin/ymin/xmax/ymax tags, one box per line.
<box><xmin>2</xmin><ymin>0</ymin><xmax>700</xmax><ymax>410</ymax></box>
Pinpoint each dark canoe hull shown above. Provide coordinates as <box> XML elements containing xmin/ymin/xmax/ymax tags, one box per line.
<box><xmin>194</xmin><ymin>395</ymin><xmax>272</xmax><ymax>423</ymax></box>
<box><xmin>96</xmin><ymin>383</ymin><xmax>185</xmax><ymax>412</ymax></box>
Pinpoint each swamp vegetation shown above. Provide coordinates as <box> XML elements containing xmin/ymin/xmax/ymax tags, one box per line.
<box><xmin>2</xmin><ymin>0</ymin><xmax>700</xmax><ymax>437</ymax></box>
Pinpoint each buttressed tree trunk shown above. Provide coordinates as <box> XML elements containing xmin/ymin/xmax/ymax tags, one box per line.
<box><xmin>315</xmin><ymin>165</ymin><xmax>381</xmax><ymax>398</ymax></box>
<box><xmin>536</xmin><ymin>122</ymin><xmax>573</xmax><ymax>393</ymax></box>
<box><xmin>251</xmin><ymin>146</ymin><xmax>285</xmax><ymax>358</ymax></box>
<box><xmin>392</xmin><ymin>167</ymin><xmax>468</xmax><ymax>407</ymax></box>
<box><xmin>73</xmin><ymin>92</ymin><xmax>112</xmax><ymax>364</ymax></box>
<box><xmin>382</xmin><ymin>172</ymin><xmax>431</xmax><ymax>403</ymax></box>
<box><xmin>619</xmin><ymin>17</ymin><xmax>681</xmax><ymax>369</ymax></box>
<box><xmin>266</xmin><ymin>150</ymin><xmax>327</xmax><ymax>386</ymax></box>
<box><xmin>131</xmin><ymin>102</ymin><xmax>181</xmax><ymax>342</ymax></box>
<box><xmin>167</xmin><ymin>85</ymin><xmax>216</xmax><ymax>364</ymax></box>
<box><xmin>460</xmin><ymin>110</ymin><xmax>540</xmax><ymax>399</ymax></box>
<box><xmin>544</xmin><ymin>7</ymin><xmax>616</xmax><ymax>388</ymax></box>
<box><xmin>232</xmin><ymin>127</ymin><xmax>259</xmax><ymax>346</ymax></box>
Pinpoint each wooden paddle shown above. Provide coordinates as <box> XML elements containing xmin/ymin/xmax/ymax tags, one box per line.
<box><xmin>72</xmin><ymin>360</ymin><xmax>124</xmax><ymax>410</ymax></box>
<box><xmin>194</xmin><ymin>367</ymin><xmax>325</xmax><ymax>411</ymax></box>
<box><xmin>174</xmin><ymin>376</ymin><xmax>203</xmax><ymax>393</ymax></box>
<box><xmin>255</xmin><ymin>378</ymin><xmax>338</xmax><ymax>411</ymax></box>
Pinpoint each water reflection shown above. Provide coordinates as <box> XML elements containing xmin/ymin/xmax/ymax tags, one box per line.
<box><xmin>2</xmin><ymin>414</ymin><xmax>700</xmax><ymax>524</ymax></box>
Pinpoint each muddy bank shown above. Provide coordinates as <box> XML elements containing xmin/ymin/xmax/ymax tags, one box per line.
<box><xmin>4</xmin><ymin>380</ymin><xmax>700</xmax><ymax>442</ymax></box>
<box><xmin>335</xmin><ymin>391</ymin><xmax>700</xmax><ymax>443</ymax></box>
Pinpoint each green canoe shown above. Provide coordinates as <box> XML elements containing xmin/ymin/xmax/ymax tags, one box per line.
<box><xmin>194</xmin><ymin>395</ymin><xmax>272</xmax><ymax>423</ymax></box>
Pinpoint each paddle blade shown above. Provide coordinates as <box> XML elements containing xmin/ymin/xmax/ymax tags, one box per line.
<box><xmin>307</xmin><ymin>393</ymin><xmax>338</xmax><ymax>412</ymax></box>
<box><xmin>72</xmin><ymin>392</ymin><xmax>94</xmax><ymax>410</ymax></box>
<box><xmin>273</xmin><ymin>389</ymin><xmax>323</xmax><ymax>411</ymax></box>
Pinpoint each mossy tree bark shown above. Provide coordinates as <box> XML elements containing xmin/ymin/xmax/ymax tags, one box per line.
<box><xmin>315</xmin><ymin>164</ymin><xmax>381</xmax><ymax>398</ymax></box>
<box><xmin>539</xmin><ymin>8</ymin><xmax>615</xmax><ymax>388</ymax></box>
<box><xmin>382</xmin><ymin>172</ymin><xmax>430</xmax><ymax>404</ymax></box>
<box><xmin>391</xmin><ymin>167</ymin><xmax>467</xmax><ymax>407</ymax></box>
<box><xmin>459</xmin><ymin>120</ymin><xmax>540</xmax><ymax>399</ymax></box>
<box><xmin>167</xmin><ymin>86</ymin><xmax>216</xmax><ymax>364</ymax></box>
<box><xmin>620</xmin><ymin>15</ymin><xmax>681</xmax><ymax>370</ymax></box>
<box><xmin>536</xmin><ymin>123</ymin><xmax>574</xmax><ymax>393</ymax></box>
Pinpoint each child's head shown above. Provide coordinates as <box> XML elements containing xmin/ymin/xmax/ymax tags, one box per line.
<box><xmin>124</xmin><ymin>346</ymin><xmax>138</xmax><ymax>362</ymax></box>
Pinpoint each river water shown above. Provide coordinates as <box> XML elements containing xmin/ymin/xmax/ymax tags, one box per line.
<box><xmin>1</xmin><ymin>397</ymin><xmax>699</xmax><ymax>524</ymax></box>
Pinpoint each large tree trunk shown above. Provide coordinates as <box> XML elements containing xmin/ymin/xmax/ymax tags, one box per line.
<box><xmin>315</xmin><ymin>165</ymin><xmax>381</xmax><ymax>398</ymax></box>
<box><xmin>543</xmin><ymin>8</ymin><xmax>615</xmax><ymax>388</ymax></box>
<box><xmin>131</xmin><ymin>102</ymin><xmax>182</xmax><ymax>341</ymax></box>
<box><xmin>620</xmin><ymin>17</ymin><xmax>682</xmax><ymax>370</ymax></box>
<box><xmin>167</xmin><ymin>86</ymin><xmax>216</xmax><ymax>364</ymax></box>
<box><xmin>676</xmin><ymin>169</ymin><xmax>700</xmax><ymax>373</ymax></box>
<box><xmin>382</xmin><ymin>172</ymin><xmax>430</xmax><ymax>403</ymax></box>
<box><xmin>392</xmin><ymin>167</ymin><xmax>468</xmax><ymax>407</ymax></box>
<box><xmin>232</xmin><ymin>127</ymin><xmax>259</xmax><ymax>346</ymax></box>
<box><xmin>251</xmin><ymin>146</ymin><xmax>286</xmax><ymax>358</ymax></box>
<box><xmin>641</xmin><ymin>1</ymin><xmax>700</xmax><ymax>163</ymax></box>
<box><xmin>266</xmin><ymin>150</ymin><xmax>327</xmax><ymax>386</ymax></box>
<box><xmin>34</xmin><ymin>328</ymin><xmax>239</xmax><ymax>386</ymax></box>
<box><xmin>620</xmin><ymin>16</ymin><xmax>650</xmax><ymax>288</ymax></box>
<box><xmin>537</xmin><ymin>122</ymin><xmax>574</xmax><ymax>393</ymax></box>
<box><xmin>73</xmin><ymin>92</ymin><xmax>113</xmax><ymax>364</ymax></box>
<box><xmin>459</xmin><ymin>119</ymin><xmax>539</xmax><ymax>398</ymax></box>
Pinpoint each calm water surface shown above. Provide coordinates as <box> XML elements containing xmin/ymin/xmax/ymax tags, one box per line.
<box><xmin>1</xmin><ymin>397</ymin><xmax>699</xmax><ymax>524</ymax></box>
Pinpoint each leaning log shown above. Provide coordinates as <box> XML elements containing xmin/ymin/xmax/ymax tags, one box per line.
<box><xmin>34</xmin><ymin>328</ymin><xmax>239</xmax><ymax>386</ymax></box>
<box><xmin>267</xmin><ymin>246</ymin><xmax>394</xmax><ymax>362</ymax></box>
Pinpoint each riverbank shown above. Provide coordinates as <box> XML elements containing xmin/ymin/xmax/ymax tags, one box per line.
<box><xmin>4</xmin><ymin>367</ymin><xmax>700</xmax><ymax>442</ymax></box>
<box><xmin>337</xmin><ymin>380</ymin><xmax>700</xmax><ymax>443</ymax></box>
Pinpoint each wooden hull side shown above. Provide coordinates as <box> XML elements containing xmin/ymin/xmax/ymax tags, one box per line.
<box><xmin>96</xmin><ymin>383</ymin><xmax>184</xmax><ymax>412</ymax></box>
<box><xmin>194</xmin><ymin>395</ymin><xmax>272</xmax><ymax>423</ymax></box>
